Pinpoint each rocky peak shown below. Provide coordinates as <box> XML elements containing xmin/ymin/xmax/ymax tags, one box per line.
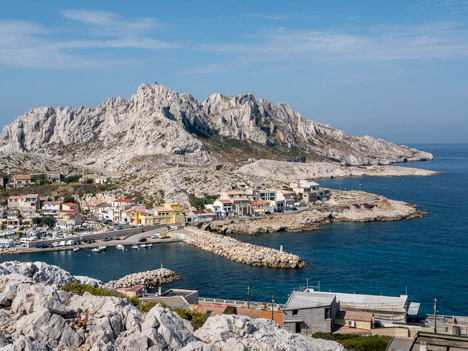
<box><xmin>0</xmin><ymin>82</ymin><xmax>433</xmax><ymax>171</ymax></box>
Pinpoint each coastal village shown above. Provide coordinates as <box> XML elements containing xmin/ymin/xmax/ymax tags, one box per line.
<box><xmin>0</xmin><ymin>171</ymin><xmax>330</xmax><ymax>245</ymax></box>
<box><xmin>1</xmin><ymin>171</ymin><xmax>467</xmax><ymax>351</ymax></box>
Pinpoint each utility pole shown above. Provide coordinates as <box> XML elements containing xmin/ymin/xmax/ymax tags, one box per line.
<box><xmin>434</xmin><ymin>298</ymin><xmax>438</xmax><ymax>334</ymax></box>
<box><xmin>271</xmin><ymin>291</ymin><xmax>274</xmax><ymax>320</ymax></box>
<box><xmin>247</xmin><ymin>286</ymin><xmax>251</xmax><ymax>309</ymax></box>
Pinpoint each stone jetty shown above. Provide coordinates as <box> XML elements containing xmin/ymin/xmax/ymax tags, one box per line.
<box><xmin>184</xmin><ymin>228</ymin><xmax>305</xmax><ymax>269</ymax></box>
<box><xmin>107</xmin><ymin>268</ymin><xmax>180</xmax><ymax>289</ymax></box>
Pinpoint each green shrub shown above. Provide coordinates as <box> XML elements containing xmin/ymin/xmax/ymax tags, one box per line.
<box><xmin>173</xmin><ymin>307</ymin><xmax>207</xmax><ymax>330</ymax></box>
<box><xmin>312</xmin><ymin>333</ymin><xmax>391</xmax><ymax>351</ymax></box>
<box><xmin>64</xmin><ymin>175</ymin><xmax>81</xmax><ymax>184</ymax></box>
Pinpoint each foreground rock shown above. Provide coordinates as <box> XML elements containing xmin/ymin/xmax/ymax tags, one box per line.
<box><xmin>0</xmin><ymin>261</ymin><xmax>109</xmax><ymax>289</ymax></box>
<box><xmin>0</xmin><ymin>262</ymin><xmax>344</xmax><ymax>350</ymax></box>
<box><xmin>107</xmin><ymin>268</ymin><xmax>180</xmax><ymax>289</ymax></box>
<box><xmin>194</xmin><ymin>315</ymin><xmax>345</xmax><ymax>351</ymax></box>
<box><xmin>184</xmin><ymin>228</ymin><xmax>305</xmax><ymax>269</ymax></box>
<box><xmin>206</xmin><ymin>191</ymin><xmax>425</xmax><ymax>234</ymax></box>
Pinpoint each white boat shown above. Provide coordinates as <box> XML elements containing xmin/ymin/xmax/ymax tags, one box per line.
<box><xmin>131</xmin><ymin>244</ymin><xmax>139</xmax><ymax>249</ymax></box>
<box><xmin>140</xmin><ymin>244</ymin><xmax>147</xmax><ymax>248</ymax></box>
<box><xmin>91</xmin><ymin>247</ymin><xmax>101</xmax><ymax>252</ymax></box>
<box><xmin>116</xmin><ymin>244</ymin><xmax>125</xmax><ymax>250</ymax></box>
<box><xmin>147</xmin><ymin>243</ymin><xmax>153</xmax><ymax>248</ymax></box>
<box><xmin>73</xmin><ymin>247</ymin><xmax>80</xmax><ymax>252</ymax></box>
<box><xmin>99</xmin><ymin>245</ymin><xmax>106</xmax><ymax>251</ymax></box>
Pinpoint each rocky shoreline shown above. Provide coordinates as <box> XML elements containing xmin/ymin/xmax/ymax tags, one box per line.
<box><xmin>107</xmin><ymin>268</ymin><xmax>180</xmax><ymax>289</ymax></box>
<box><xmin>0</xmin><ymin>261</ymin><xmax>345</xmax><ymax>350</ymax></box>
<box><xmin>183</xmin><ymin>228</ymin><xmax>305</xmax><ymax>269</ymax></box>
<box><xmin>203</xmin><ymin>195</ymin><xmax>425</xmax><ymax>235</ymax></box>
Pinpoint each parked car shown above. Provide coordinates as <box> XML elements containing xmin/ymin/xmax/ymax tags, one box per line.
<box><xmin>114</xmin><ymin>226</ymin><xmax>123</xmax><ymax>231</ymax></box>
<box><xmin>138</xmin><ymin>238</ymin><xmax>147</xmax><ymax>243</ymax></box>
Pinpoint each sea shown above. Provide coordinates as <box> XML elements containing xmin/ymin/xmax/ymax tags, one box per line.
<box><xmin>1</xmin><ymin>144</ymin><xmax>467</xmax><ymax>317</ymax></box>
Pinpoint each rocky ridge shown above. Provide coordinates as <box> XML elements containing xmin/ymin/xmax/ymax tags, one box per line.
<box><xmin>0</xmin><ymin>82</ymin><xmax>432</xmax><ymax>171</ymax></box>
<box><xmin>0</xmin><ymin>261</ymin><xmax>344</xmax><ymax>350</ymax></box>
<box><xmin>183</xmin><ymin>228</ymin><xmax>305</xmax><ymax>269</ymax></box>
<box><xmin>107</xmin><ymin>268</ymin><xmax>180</xmax><ymax>290</ymax></box>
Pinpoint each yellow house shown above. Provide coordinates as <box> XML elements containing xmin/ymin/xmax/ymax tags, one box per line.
<box><xmin>134</xmin><ymin>203</ymin><xmax>184</xmax><ymax>226</ymax></box>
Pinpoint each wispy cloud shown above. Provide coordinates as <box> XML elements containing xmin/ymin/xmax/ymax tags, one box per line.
<box><xmin>196</xmin><ymin>21</ymin><xmax>468</xmax><ymax>65</ymax></box>
<box><xmin>0</xmin><ymin>10</ymin><xmax>177</xmax><ymax>69</ymax></box>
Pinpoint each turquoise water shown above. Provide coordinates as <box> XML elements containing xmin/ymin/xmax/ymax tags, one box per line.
<box><xmin>1</xmin><ymin>144</ymin><xmax>467</xmax><ymax>316</ymax></box>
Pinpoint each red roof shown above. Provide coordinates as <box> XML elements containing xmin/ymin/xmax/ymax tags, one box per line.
<box><xmin>218</xmin><ymin>200</ymin><xmax>232</xmax><ymax>204</ymax></box>
<box><xmin>193</xmin><ymin>210</ymin><xmax>207</xmax><ymax>215</ymax></box>
<box><xmin>154</xmin><ymin>207</ymin><xmax>170</xmax><ymax>212</ymax></box>
<box><xmin>113</xmin><ymin>199</ymin><xmax>134</xmax><ymax>203</ymax></box>
<box><xmin>62</xmin><ymin>202</ymin><xmax>78</xmax><ymax>207</ymax></box>
<box><xmin>128</xmin><ymin>285</ymin><xmax>145</xmax><ymax>292</ymax></box>
<box><xmin>13</xmin><ymin>174</ymin><xmax>31</xmax><ymax>180</ymax></box>
<box><xmin>8</xmin><ymin>195</ymin><xmax>26</xmax><ymax>200</ymax></box>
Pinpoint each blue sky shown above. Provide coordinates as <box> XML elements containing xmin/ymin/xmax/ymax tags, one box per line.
<box><xmin>1</xmin><ymin>0</ymin><xmax>467</xmax><ymax>143</ymax></box>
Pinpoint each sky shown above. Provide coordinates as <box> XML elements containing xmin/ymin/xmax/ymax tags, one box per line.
<box><xmin>1</xmin><ymin>0</ymin><xmax>467</xmax><ymax>144</ymax></box>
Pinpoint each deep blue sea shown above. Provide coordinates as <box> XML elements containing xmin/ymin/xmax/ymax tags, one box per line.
<box><xmin>1</xmin><ymin>144</ymin><xmax>467</xmax><ymax>316</ymax></box>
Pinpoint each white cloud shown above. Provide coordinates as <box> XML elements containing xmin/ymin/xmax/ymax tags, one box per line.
<box><xmin>0</xmin><ymin>10</ymin><xmax>177</xmax><ymax>69</ymax></box>
<box><xmin>197</xmin><ymin>22</ymin><xmax>468</xmax><ymax>64</ymax></box>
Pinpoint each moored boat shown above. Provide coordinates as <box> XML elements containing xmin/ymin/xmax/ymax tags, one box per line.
<box><xmin>73</xmin><ymin>247</ymin><xmax>80</xmax><ymax>252</ymax></box>
<box><xmin>116</xmin><ymin>244</ymin><xmax>125</xmax><ymax>250</ymax></box>
<box><xmin>131</xmin><ymin>244</ymin><xmax>139</xmax><ymax>249</ymax></box>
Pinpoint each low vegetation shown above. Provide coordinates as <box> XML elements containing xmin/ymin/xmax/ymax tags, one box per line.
<box><xmin>60</xmin><ymin>282</ymin><xmax>207</xmax><ymax>329</ymax></box>
<box><xmin>312</xmin><ymin>332</ymin><xmax>391</xmax><ymax>351</ymax></box>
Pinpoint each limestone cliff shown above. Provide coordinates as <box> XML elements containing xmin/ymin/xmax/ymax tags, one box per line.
<box><xmin>0</xmin><ymin>82</ymin><xmax>432</xmax><ymax>171</ymax></box>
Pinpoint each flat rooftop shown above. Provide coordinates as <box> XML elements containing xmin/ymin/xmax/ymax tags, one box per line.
<box><xmin>283</xmin><ymin>291</ymin><xmax>336</xmax><ymax>310</ymax></box>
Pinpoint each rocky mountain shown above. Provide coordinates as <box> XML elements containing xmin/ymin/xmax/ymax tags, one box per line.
<box><xmin>0</xmin><ymin>82</ymin><xmax>432</xmax><ymax>172</ymax></box>
<box><xmin>0</xmin><ymin>261</ymin><xmax>345</xmax><ymax>350</ymax></box>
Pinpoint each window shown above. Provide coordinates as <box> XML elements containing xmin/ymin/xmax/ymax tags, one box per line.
<box><xmin>292</xmin><ymin>310</ymin><xmax>298</xmax><ymax>316</ymax></box>
<box><xmin>325</xmin><ymin>307</ymin><xmax>331</xmax><ymax>319</ymax></box>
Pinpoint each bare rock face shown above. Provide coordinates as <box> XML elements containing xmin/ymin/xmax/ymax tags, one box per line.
<box><xmin>0</xmin><ymin>261</ymin><xmax>346</xmax><ymax>350</ymax></box>
<box><xmin>0</xmin><ymin>82</ymin><xmax>432</xmax><ymax>171</ymax></box>
<box><xmin>194</xmin><ymin>314</ymin><xmax>346</xmax><ymax>351</ymax></box>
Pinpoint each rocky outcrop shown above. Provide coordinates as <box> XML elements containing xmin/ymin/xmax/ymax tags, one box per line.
<box><xmin>0</xmin><ymin>261</ymin><xmax>110</xmax><ymax>290</ymax></box>
<box><xmin>195</xmin><ymin>314</ymin><xmax>346</xmax><ymax>351</ymax></box>
<box><xmin>206</xmin><ymin>192</ymin><xmax>425</xmax><ymax>235</ymax></box>
<box><xmin>0</xmin><ymin>262</ymin><xmax>345</xmax><ymax>350</ymax></box>
<box><xmin>237</xmin><ymin>159</ymin><xmax>439</xmax><ymax>182</ymax></box>
<box><xmin>0</xmin><ymin>82</ymin><xmax>432</xmax><ymax>171</ymax></box>
<box><xmin>107</xmin><ymin>268</ymin><xmax>180</xmax><ymax>289</ymax></box>
<box><xmin>183</xmin><ymin>228</ymin><xmax>305</xmax><ymax>269</ymax></box>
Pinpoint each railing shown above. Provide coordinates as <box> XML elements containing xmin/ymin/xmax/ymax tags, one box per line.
<box><xmin>199</xmin><ymin>297</ymin><xmax>283</xmax><ymax>309</ymax></box>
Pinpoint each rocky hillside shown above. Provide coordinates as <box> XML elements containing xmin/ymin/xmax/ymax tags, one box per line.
<box><xmin>0</xmin><ymin>261</ymin><xmax>345</xmax><ymax>350</ymax></box>
<box><xmin>0</xmin><ymin>82</ymin><xmax>432</xmax><ymax>171</ymax></box>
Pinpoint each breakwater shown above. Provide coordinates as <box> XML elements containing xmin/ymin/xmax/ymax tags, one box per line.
<box><xmin>183</xmin><ymin>228</ymin><xmax>305</xmax><ymax>269</ymax></box>
<box><xmin>107</xmin><ymin>268</ymin><xmax>180</xmax><ymax>289</ymax></box>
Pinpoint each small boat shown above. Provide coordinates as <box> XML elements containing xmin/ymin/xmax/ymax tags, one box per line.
<box><xmin>140</xmin><ymin>244</ymin><xmax>147</xmax><ymax>248</ymax></box>
<box><xmin>116</xmin><ymin>244</ymin><xmax>125</xmax><ymax>250</ymax></box>
<box><xmin>147</xmin><ymin>243</ymin><xmax>153</xmax><ymax>248</ymax></box>
<box><xmin>73</xmin><ymin>247</ymin><xmax>80</xmax><ymax>252</ymax></box>
<box><xmin>99</xmin><ymin>245</ymin><xmax>106</xmax><ymax>252</ymax></box>
<box><xmin>91</xmin><ymin>247</ymin><xmax>101</xmax><ymax>252</ymax></box>
<box><xmin>131</xmin><ymin>244</ymin><xmax>139</xmax><ymax>249</ymax></box>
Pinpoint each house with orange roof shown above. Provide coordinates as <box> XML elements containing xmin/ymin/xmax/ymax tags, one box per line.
<box><xmin>250</xmin><ymin>201</ymin><xmax>274</xmax><ymax>215</ymax></box>
<box><xmin>111</xmin><ymin>198</ymin><xmax>135</xmax><ymax>209</ymax></box>
<box><xmin>42</xmin><ymin>201</ymin><xmax>62</xmax><ymax>217</ymax></box>
<box><xmin>219</xmin><ymin>190</ymin><xmax>247</xmax><ymax>200</ymax></box>
<box><xmin>213</xmin><ymin>199</ymin><xmax>234</xmax><ymax>217</ymax></box>
<box><xmin>62</xmin><ymin>202</ymin><xmax>79</xmax><ymax>214</ymax></box>
<box><xmin>134</xmin><ymin>203</ymin><xmax>184</xmax><ymax>226</ymax></box>
<box><xmin>12</xmin><ymin>174</ymin><xmax>32</xmax><ymax>188</ymax></box>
